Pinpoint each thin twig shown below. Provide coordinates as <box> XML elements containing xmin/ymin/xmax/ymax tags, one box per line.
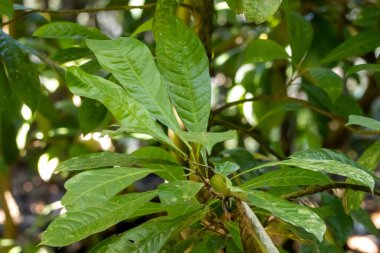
<box><xmin>212</xmin><ymin>95</ymin><xmax>380</xmax><ymax>136</ymax></box>
<box><xmin>2</xmin><ymin>4</ymin><xmax>156</xmax><ymax>27</ymax></box>
<box><xmin>282</xmin><ymin>182</ymin><xmax>380</xmax><ymax>200</ymax></box>
<box><xmin>213</xmin><ymin>119</ymin><xmax>284</xmax><ymax>160</ymax></box>
<box><xmin>1</xmin><ymin>3</ymin><xmax>195</xmax><ymax>27</ymax></box>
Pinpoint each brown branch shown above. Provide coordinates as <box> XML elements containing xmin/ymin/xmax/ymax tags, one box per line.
<box><xmin>213</xmin><ymin>119</ymin><xmax>284</xmax><ymax>160</ymax></box>
<box><xmin>282</xmin><ymin>182</ymin><xmax>380</xmax><ymax>200</ymax></box>
<box><xmin>212</xmin><ymin>95</ymin><xmax>380</xmax><ymax>136</ymax></box>
<box><xmin>1</xmin><ymin>4</ymin><xmax>156</xmax><ymax>27</ymax></box>
<box><xmin>1</xmin><ymin>3</ymin><xmax>195</xmax><ymax>27</ymax></box>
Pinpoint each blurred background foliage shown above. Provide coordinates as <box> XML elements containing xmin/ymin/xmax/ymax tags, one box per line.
<box><xmin>0</xmin><ymin>0</ymin><xmax>380</xmax><ymax>252</ymax></box>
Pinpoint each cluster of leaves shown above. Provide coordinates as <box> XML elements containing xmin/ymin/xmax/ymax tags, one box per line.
<box><xmin>1</xmin><ymin>0</ymin><xmax>380</xmax><ymax>252</ymax></box>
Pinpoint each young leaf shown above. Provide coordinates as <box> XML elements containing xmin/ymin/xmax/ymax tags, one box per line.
<box><xmin>346</xmin><ymin>115</ymin><xmax>380</xmax><ymax>130</ymax></box>
<box><xmin>33</xmin><ymin>22</ymin><xmax>109</xmax><ymax>39</ymax></box>
<box><xmin>245</xmin><ymin>39</ymin><xmax>289</xmax><ymax>62</ymax></box>
<box><xmin>179</xmin><ymin>130</ymin><xmax>237</xmax><ymax>154</ymax></box>
<box><xmin>61</xmin><ymin>167</ymin><xmax>161</xmax><ymax>211</ymax></box>
<box><xmin>343</xmin><ymin>140</ymin><xmax>380</xmax><ymax>212</ymax></box>
<box><xmin>346</xmin><ymin>64</ymin><xmax>380</xmax><ymax>76</ymax></box>
<box><xmin>225</xmin><ymin>222</ymin><xmax>243</xmax><ymax>251</ymax></box>
<box><xmin>286</xmin><ymin>11</ymin><xmax>313</xmax><ymax>65</ymax></box>
<box><xmin>40</xmin><ymin>191</ymin><xmax>157</xmax><ymax>247</ymax></box>
<box><xmin>0</xmin><ymin>31</ymin><xmax>42</xmax><ymax>112</ymax></box>
<box><xmin>0</xmin><ymin>0</ymin><xmax>13</xmax><ymax>18</ymax></box>
<box><xmin>86</xmin><ymin>38</ymin><xmax>180</xmax><ymax>133</ymax></box>
<box><xmin>242</xmin><ymin>0</ymin><xmax>282</xmax><ymax>24</ymax></box>
<box><xmin>158</xmin><ymin>180</ymin><xmax>203</xmax><ymax>205</ymax></box>
<box><xmin>213</xmin><ymin>161</ymin><xmax>240</xmax><ymax>176</ymax></box>
<box><xmin>79</xmin><ymin>98</ymin><xmax>109</xmax><ymax>135</ymax></box>
<box><xmin>66</xmin><ymin>67</ymin><xmax>179</xmax><ymax>152</ymax></box>
<box><xmin>154</xmin><ymin>5</ymin><xmax>211</xmax><ymax>132</ymax></box>
<box><xmin>247</xmin><ymin>191</ymin><xmax>326</xmax><ymax>241</ymax></box>
<box><xmin>321</xmin><ymin>31</ymin><xmax>380</xmax><ymax>63</ymax></box>
<box><xmin>226</xmin><ymin>0</ymin><xmax>243</xmax><ymax>14</ymax></box>
<box><xmin>89</xmin><ymin>208</ymin><xmax>208</xmax><ymax>253</ymax></box>
<box><xmin>307</xmin><ymin>67</ymin><xmax>343</xmax><ymax>102</ymax></box>
<box><xmin>131</xmin><ymin>19</ymin><xmax>153</xmax><ymax>37</ymax></box>
<box><xmin>240</xmin><ymin>167</ymin><xmax>332</xmax><ymax>189</ymax></box>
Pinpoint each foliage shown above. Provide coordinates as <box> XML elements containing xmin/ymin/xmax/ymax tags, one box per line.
<box><xmin>0</xmin><ymin>0</ymin><xmax>380</xmax><ymax>252</ymax></box>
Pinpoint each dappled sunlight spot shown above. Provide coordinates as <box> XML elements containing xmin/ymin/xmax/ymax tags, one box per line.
<box><xmin>259</xmin><ymin>33</ymin><xmax>268</xmax><ymax>40</ymax></box>
<box><xmin>215</xmin><ymin>1</ymin><xmax>229</xmax><ymax>10</ymax></box>
<box><xmin>97</xmin><ymin>11</ymin><xmax>122</xmax><ymax>38</ymax></box>
<box><xmin>235</xmin><ymin>64</ymin><xmax>255</xmax><ymax>84</ymax></box>
<box><xmin>77</xmin><ymin>12</ymin><xmax>90</xmax><ymax>26</ymax></box>
<box><xmin>243</xmin><ymin>136</ymin><xmax>259</xmax><ymax>153</ymax></box>
<box><xmin>370</xmin><ymin>212</ymin><xmax>380</xmax><ymax>229</ymax></box>
<box><xmin>347</xmin><ymin>235</ymin><xmax>379</xmax><ymax>253</ymax></box>
<box><xmin>36</xmin><ymin>247</ymin><xmax>50</xmax><ymax>253</ymax></box>
<box><xmin>4</xmin><ymin>191</ymin><xmax>21</xmax><ymax>223</ymax></box>
<box><xmin>328</xmin><ymin>120</ymin><xmax>340</xmax><ymax>131</ymax></box>
<box><xmin>40</xmin><ymin>76</ymin><xmax>59</xmax><ymax>93</ymax></box>
<box><xmin>243</xmin><ymin>93</ymin><xmax>257</xmax><ymax>126</ymax></box>
<box><xmin>72</xmin><ymin>95</ymin><xmax>82</xmax><ymax>107</ymax></box>
<box><xmin>0</xmin><ymin>209</ymin><xmax>4</xmax><ymax>224</ymax></box>
<box><xmin>8</xmin><ymin>246</ymin><xmax>22</xmax><ymax>253</ymax></box>
<box><xmin>129</xmin><ymin>0</ymin><xmax>144</xmax><ymax>19</ymax></box>
<box><xmin>38</xmin><ymin>154</ymin><xmax>59</xmax><ymax>182</ymax></box>
<box><xmin>43</xmin><ymin>201</ymin><xmax>63</xmax><ymax>215</ymax></box>
<box><xmin>16</xmin><ymin>123</ymin><xmax>30</xmax><ymax>150</ymax></box>
<box><xmin>21</xmin><ymin>104</ymin><xmax>32</xmax><ymax>121</ymax></box>
<box><xmin>80</xmin><ymin>132</ymin><xmax>115</xmax><ymax>151</ymax></box>
<box><xmin>227</xmin><ymin>84</ymin><xmax>245</xmax><ymax>103</ymax></box>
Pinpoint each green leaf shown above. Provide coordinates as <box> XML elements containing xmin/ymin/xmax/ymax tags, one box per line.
<box><xmin>346</xmin><ymin>64</ymin><xmax>380</xmax><ymax>76</ymax></box>
<box><xmin>247</xmin><ymin>191</ymin><xmax>326</xmax><ymax>241</ymax></box>
<box><xmin>79</xmin><ymin>98</ymin><xmax>109</xmax><ymax>135</ymax></box>
<box><xmin>343</xmin><ymin>140</ymin><xmax>380</xmax><ymax>212</ymax></box>
<box><xmin>131</xmin><ymin>146</ymin><xmax>178</xmax><ymax>164</ymax></box>
<box><xmin>346</xmin><ymin>115</ymin><xmax>380</xmax><ymax>130</ymax></box>
<box><xmin>0</xmin><ymin>30</ymin><xmax>41</xmax><ymax>112</ymax></box>
<box><xmin>56</xmin><ymin>151</ymin><xmax>177</xmax><ymax>172</ymax></box>
<box><xmin>179</xmin><ymin>130</ymin><xmax>237</xmax><ymax>154</ymax></box>
<box><xmin>62</xmin><ymin>167</ymin><xmax>159</xmax><ymax>211</ymax></box>
<box><xmin>66</xmin><ymin>67</ymin><xmax>179</xmax><ymax>152</ymax></box>
<box><xmin>213</xmin><ymin>161</ymin><xmax>240</xmax><ymax>176</ymax></box>
<box><xmin>41</xmin><ymin>191</ymin><xmax>157</xmax><ymax>247</ymax></box>
<box><xmin>86</xmin><ymin>38</ymin><xmax>180</xmax><ymax>133</ymax></box>
<box><xmin>307</xmin><ymin>67</ymin><xmax>343</xmax><ymax>102</ymax></box>
<box><xmin>52</xmin><ymin>47</ymin><xmax>93</xmax><ymax>64</ymax></box>
<box><xmin>321</xmin><ymin>30</ymin><xmax>380</xmax><ymax>63</ymax></box>
<box><xmin>226</xmin><ymin>0</ymin><xmax>243</xmax><ymax>14</ymax></box>
<box><xmin>33</xmin><ymin>22</ymin><xmax>108</xmax><ymax>39</ymax></box>
<box><xmin>242</xmin><ymin>0</ymin><xmax>282</xmax><ymax>24</ymax></box>
<box><xmin>225</xmin><ymin>222</ymin><xmax>243</xmax><ymax>251</ymax></box>
<box><xmin>354</xmin><ymin>7</ymin><xmax>380</xmax><ymax>26</ymax></box>
<box><xmin>154</xmin><ymin>11</ymin><xmax>211</xmax><ymax>132</ymax></box>
<box><xmin>89</xmin><ymin>208</ymin><xmax>208</xmax><ymax>253</ymax></box>
<box><xmin>158</xmin><ymin>180</ymin><xmax>203</xmax><ymax>205</ymax></box>
<box><xmin>0</xmin><ymin>61</ymin><xmax>11</xmax><ymax>112</ymax></box>
<box><xmin>286</xmin><ymin>11</ymin><xmax>313</xmax><ymax>65</ymax></box>
<box><xmin>131</xmin><ymin>19</ymin><xmax>153</xmax><ymax>37</ymax></box>
<box><xmin>241</xmin><ymin>167</ymin><xmax>332</xmax><ymax>189</ymax></box>
<box><xmin>0</xmin><ymin>0</ymin><xmax>13</xmax><ymax>18</ymax></box>
<box><xmin>244</xmin><ymin>149</ymin><xmax>375</xmax><ymax>189</ymax></box>
<box><xmin>245</xmin><ymin>39</ymin><xmax>289</xmax><ymax>62</ymax></box>
<box><xmin>190</xmin><ymin>232</ymin><xmax>226</xmax><ymax>253</ymax></box>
